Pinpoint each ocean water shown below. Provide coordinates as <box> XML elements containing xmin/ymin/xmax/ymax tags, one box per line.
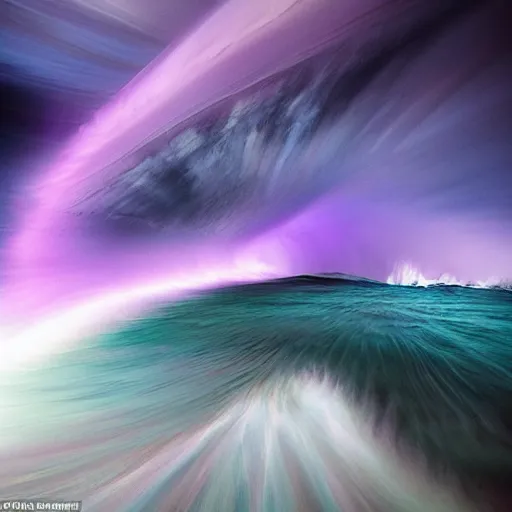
<box><xmin>1</xmin><ymin>275</ymin><xmax>511</xmax><ymax>511</ymax></box>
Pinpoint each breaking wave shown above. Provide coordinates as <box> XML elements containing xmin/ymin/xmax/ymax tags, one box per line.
<box><xmin>387</xmin><ymin>262</ymin><xmax>512</xmax><ymax>289</ymax></box>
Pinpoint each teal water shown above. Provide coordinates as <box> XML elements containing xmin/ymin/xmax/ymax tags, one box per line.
<box><xmin>1</xmin><ymin>276</ymin><xmax>511</xmax><ymax>511</ymax></box>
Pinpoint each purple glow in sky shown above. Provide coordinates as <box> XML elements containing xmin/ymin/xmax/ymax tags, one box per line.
<box><xmin>2</xmin><ymin>0</ymin><xmax>512</xmax><ymax>338</ymax></box>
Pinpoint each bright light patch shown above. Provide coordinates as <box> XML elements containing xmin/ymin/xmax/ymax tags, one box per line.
<box><xmin>0</xmin><ymin>253</ymin><xmax>280</xmax><ymax>372</ymax></box>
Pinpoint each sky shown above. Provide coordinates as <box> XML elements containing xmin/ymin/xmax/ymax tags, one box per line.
<box><xmin>1</xmin><ymin>0</ymin><xmax>511</xmax><ymax>321</ymax></box>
